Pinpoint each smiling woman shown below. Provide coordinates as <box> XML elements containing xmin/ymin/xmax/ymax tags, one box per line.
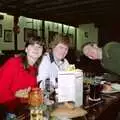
<box><xmin>0</xmin><ymin>35</ymin><xmax>44</xmax><ymax>113</ymax></box>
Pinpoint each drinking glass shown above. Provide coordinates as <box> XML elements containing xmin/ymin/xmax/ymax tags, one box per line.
<box><xmin>89</xmin><ymin>78</ymin><xmax>101</xmax><ymax>101</ymax></box>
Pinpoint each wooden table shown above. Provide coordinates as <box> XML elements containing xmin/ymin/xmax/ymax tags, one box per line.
<box><xmin>1</xmin><ymin>89</ymin><xmax>120</xmax><ymax>120</ymax></box>
<box><xmin>74</xmin><ymin>92</ymin><xmax>120</xmax><ymax>120</ymax></box>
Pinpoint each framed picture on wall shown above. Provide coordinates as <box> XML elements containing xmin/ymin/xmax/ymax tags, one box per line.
<box><xmin>4</xmin><ymin>30</ymin><xmax>12</xmax><ymax>42</ymax></box>
<box><xmin>0</xmin><ymin>24</ymin><xmax>2</xmax><ymax>37</ymax></box>
<box><xmin>84</xmin><ymin>32</ymin><xmax>88</xmax><ymax>38</ymax></box>
<box><xmin>24</xmin><ymin>28</ymin><xmax>37</xmax><ymax>42</ymax></box>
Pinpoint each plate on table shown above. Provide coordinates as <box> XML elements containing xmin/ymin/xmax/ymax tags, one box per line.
<box><xmin>111</xmin><ymin>83</ymin><xmax>120</xmax><ymax>91</ymax></box>
<box><xmin>101</xmin><ymin>83</ymin><xmax>120</xmax><ymax>94</ymax></box>
<box><xmin>101</xmin><ymin>90</ymin><xmax>118</xmax><ymax>94</ymax></box>
<box><xmin>51</xmin><ymin>103</ymin><xmax>87</xmax><ymax>119</ymax></box>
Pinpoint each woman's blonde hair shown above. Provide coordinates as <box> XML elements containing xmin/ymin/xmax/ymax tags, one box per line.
<box><xmin>50</xmin><ymin>33</ymin><xmax>71</xmax><ymax>49</ymax></box>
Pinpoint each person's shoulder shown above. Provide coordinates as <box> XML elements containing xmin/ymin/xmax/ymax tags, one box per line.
<box><xmin>103</xmin><ymin>42</ymin><xmax>120</xmax><ymax>56</ymax></box>
<box><xmin>0</xmin><ymin>56</ymin><xmax>22</xmax><ymax>69</ymax></box>
<box><xmin>40</xmin><ymin>52</ymin><xmax>51</xmax><ymax>63</ymax></box>
<box><xmin>42</xmin><ymin>52</ymin><xmax>50</xmax><ymax>60</ymax></box>
<box><xmin>6</xmin><ymin>56</ymin><xmax>21</xmax><ymax>64</ymax></box>
<box><xmin>105</xmin><ymin>41</ymin><xmax>120</xmax><ymax>48</ymax></box>
<box><xmin>43</xmin><ymin>52</ymin><xmax>49</xmax><ymax>57</ymax></box>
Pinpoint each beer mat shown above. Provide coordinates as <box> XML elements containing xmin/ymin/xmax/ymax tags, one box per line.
<box><xmin>51</xmin><ymin>104</ymin><xmax>87</xmax><ymax>118</ymax></box>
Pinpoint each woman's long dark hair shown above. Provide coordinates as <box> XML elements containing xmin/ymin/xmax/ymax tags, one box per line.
<box><xmin>20</xmin><ymin>35</ymin><xmax>45</xmax><ymax>71</ymax></box>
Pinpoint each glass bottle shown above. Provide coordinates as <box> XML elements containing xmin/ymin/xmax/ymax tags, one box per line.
<box><xmin>45</xmin><ymin>78</ymin><xmax>50</xmax><ymax>92</ymax></box>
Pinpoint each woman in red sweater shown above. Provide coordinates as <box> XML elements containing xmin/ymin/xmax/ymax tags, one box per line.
<box><xmin>0</xmin><ymin>35</ymin><xmax>44</xmax><ymax>111</ymax></box>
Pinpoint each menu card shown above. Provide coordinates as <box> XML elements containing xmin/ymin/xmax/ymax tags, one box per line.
<box><xmin>57</xmin><ymin>70</ymin><xmax>83</xmax><ymax>107</ymax></box>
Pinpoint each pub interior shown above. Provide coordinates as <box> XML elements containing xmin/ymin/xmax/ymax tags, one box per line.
<box><xmin>0</xmin><ymin>0</ymin><xmax>120</xmax><ymax>120</ymax></box>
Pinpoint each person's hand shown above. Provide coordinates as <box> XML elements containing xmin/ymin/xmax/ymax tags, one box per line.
<box><xmin>15</xmin><ymin>87</ymin><xmax>31</xmax><ymax>98</ymax></box>
<box><xmin>103</xmin><ymin>82</ymin><xmax>112</xmax><ymax>91</ymax></box>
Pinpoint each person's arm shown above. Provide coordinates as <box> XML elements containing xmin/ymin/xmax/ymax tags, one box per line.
<box><xmin>37</xmin><ymin>55</ymin><xmax>50</xmax><ymax>88</ymax></box>
<box><xmin>0</xmin><ymin>57</ymin><xmax>19</xmax><ymax>103</ymax></box>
